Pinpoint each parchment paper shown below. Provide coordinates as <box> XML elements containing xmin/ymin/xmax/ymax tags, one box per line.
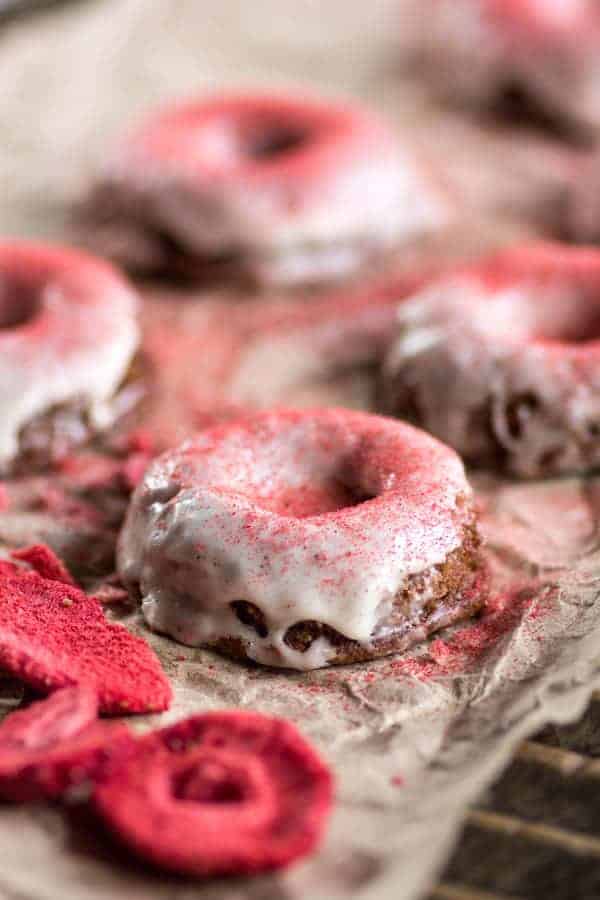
<box><xmin>1</xmin><ymin>3</ymin><xmax>600</xmax><ymax>899</ymax></box>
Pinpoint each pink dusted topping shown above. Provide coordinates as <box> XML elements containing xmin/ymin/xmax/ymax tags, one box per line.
<box><xmin>349</xmin><ymin>581</ymin><xmax>547</xmax><ymax>690</ymax></box>
<box><xmin>83</xmin><ymin>92</ymin><xmax>447</xmax><ymax>285</ymax></box>
<box><xmin>93</xmin><ymin>710</ymin><xmax>333</xmax><ymax>876</ymax></box>
<box><xmin>118</xmin><ymin>407</ymin><xmax>475</xmax><ymax>669</ymax></box>
<box><xmin>123</xmin><ymin>93</ymin><xmax>397</xmax><ymax>189</ymax></box>
<box><xmin>0</xmin><ymin>484</ymin><xmax>9</xmax><ymax>512</ymax></box>
<box><xmin>0</xmin><ymin>241</ymin><xmax>139</xmax><ymax>468</ymax></box>
<box><xmin>0</xmin><ymin>563</ymin><xmax>172</xmax><ymax>714</ymax></box>
<box><xmin>12</xmin><ymin>543</ymin><xmax>76</xmax><ymax>586</ymax></box>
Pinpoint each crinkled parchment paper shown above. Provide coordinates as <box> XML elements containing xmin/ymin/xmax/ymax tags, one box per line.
<box><xmin>1</xmin><ymin>3</ymin><xmax>600</xmax><ymax>899</ymax></box>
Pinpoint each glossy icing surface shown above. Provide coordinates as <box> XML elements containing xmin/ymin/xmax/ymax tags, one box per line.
<box><xmin>88</xmin><ymin>93</ymin><xmax>448</xmax><ymax>283</ymax></box>
<box><xmin>118</xmin><ymin>408</ymin><xmax>473</xmax><ymax>668</ymax></box>
<box><xmin>0</xmin><ymin>243</ymin><xmax>139</xmax><ymax>465</ymax></box>
<box><xmin>382</xmin><ymin>243</ymin><xmax>600</xmax><ymax>476</ymax></box>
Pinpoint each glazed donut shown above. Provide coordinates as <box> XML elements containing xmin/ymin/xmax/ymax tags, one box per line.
<box><xmin>0</xmin><ymin>242</ymin><xmax>139</xmax><ymax>471</ymax></box>
<box><xmin>79</xmin><ymin>92</ymin><xmax>448</xmax><ymax>286</ymax></box>
<box><xmin>381</xmin><ymin>242</ymin><xmax>600</xmax><ymax>477</ymax></box>
<box><xmin>117</xmin><ymin>408</ymin><xmax>482</xmax><ymax>670</ymax></box>
<box><xmin>418</xmin><ymin>0</ymin><xmax>600</xmax><ymax>133</ymax></box>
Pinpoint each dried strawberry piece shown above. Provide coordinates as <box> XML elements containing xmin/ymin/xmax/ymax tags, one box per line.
<box><xmin>12</xmin><ymin>544</ymin><xmax>76</xmax><ymax>586</ymax></box>
<box><xmin>0</xmin><ymin>686</ymin><xmax>133</xmax><ymax>802</ymax></box>
<box><xmin>0</xmin><ymin>566</ymin><xmax>172</xmax><ymax>714</ymax></box>
<box><xmin>93</xmin><ymin>710</ymin><xmax>333</xmax><ymax>876</ymax></box>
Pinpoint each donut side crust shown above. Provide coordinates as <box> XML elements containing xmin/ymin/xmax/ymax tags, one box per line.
<box><xmin>76</xmin><ymin>200</ymin><xmax>407</xmax><ymax>290</ymax></box>
<box><xmin>5</xmin><ymin>353</ymin><xmax>149</xmax><ymax>477</ymax></box>
<box><xmin>207</xmin><ymin>512</ymin><xmax>484</xmax><ymax>668</ymax></box>
<box><xmin>383</xmin><ymin>371</ymin><xmax>600</xmax><ymax>479</ymax></box>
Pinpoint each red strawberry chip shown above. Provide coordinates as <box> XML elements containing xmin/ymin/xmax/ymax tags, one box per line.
<box><xmin>0</xmin><ymin>565</ymin><xmax>172</xmax><ymax>714</ymax></box>
<box><xmin>12</xmin><ymin>543</ymin><xmax>76</xmax><ymax>586</ymax></box>
<box><xmin>0</xmin><ymin>687</ymin><xmax>133</xmax><ymax>802</ymax></box>
<box><xmin>93</xmin><ymin>710</ymin><xmax>333</xmax><ymax>876</ymax></box>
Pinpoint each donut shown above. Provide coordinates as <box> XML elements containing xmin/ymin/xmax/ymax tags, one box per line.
<box><xmin>381</xmin><ymin>241</ymin><xmax>600</xmax><ymax>477</ymax></box>
<box><xmin>418</xmin><ymin>0</ymin><xmax>600</xmax><ymax>133</ymax></box>
<box><xmin>117</xmin><ymin>408</ymin><xmax>482</xmax><ymax>670</ymax></box>
<box><xmin>0</xmin><ymin>242</ymin><xmax>139</xmax><ymax>472</ymax></box>
<box><xmin>78</xmin><ymin>92</ymin><xmax>449</xmax><ymax>287</ymax></box>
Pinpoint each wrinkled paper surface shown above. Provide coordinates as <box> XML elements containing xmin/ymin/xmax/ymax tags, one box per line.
<box><xmin>1</xmin><ymin>3</ymin><xmax>600</xmax><ymax>899</ymax></box>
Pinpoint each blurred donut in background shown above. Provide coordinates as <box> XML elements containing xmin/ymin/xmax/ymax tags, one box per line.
<box><xmin>380</xmin><ymin>241</ymin><xmax>600</xmax><ymax>477</ymax></box>
<box><xmin>0</xmin><ymin>241</ymin><xmax>140</xmax><ymax>474</ymax></box>
<box><xmin>76</xmin><ymin>91</ymin><xmax>451</xmax><ymax>288</ymax></box>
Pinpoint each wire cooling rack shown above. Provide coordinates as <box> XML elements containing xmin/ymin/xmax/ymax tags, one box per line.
<box><xmin>431</xmin><ymin>693</ymin><xmax>600</xmax><ymax>899</ymax></box>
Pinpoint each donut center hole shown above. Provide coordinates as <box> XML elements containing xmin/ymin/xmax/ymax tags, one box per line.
<box><xmin>0</xmin><ymin>279</ymin><xmax>41</xmax><ymax>329</ymax></box>
<box><xmin>247</xmin><ymin>127</ymin><xmax>306</xmax><ymax>159</ymax></box>
<box><xmin>214</xmin><ymin>425</ymin><xmax>379</xmax><ymax>518</ymax></box>
<box><xmin>173</xmin><ymin>759</ymin><xmax>247</xmax><ymax>805</ymax></box>
<box><xmin>253</xmin><ymin>479</ymin><xmax>372</xmax><ymax>518</ymax></box>
<box><xmin>239</xmin><ymin>120</ymin><xmax>308</xmax><ymax>161</ymax></box>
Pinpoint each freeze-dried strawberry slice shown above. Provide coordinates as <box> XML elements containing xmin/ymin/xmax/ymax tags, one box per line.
<box><xmin>0</xmin><ymin>687</ymin><xmax>133</xmax><ymax>802</ymax></box>
<box><xmin>93</xmin><ymin>710</ymin><xmax>333</xmax><ymax>876</ymax></box>
<box><xmin>12</xmin><ymin>543</ymin><xmax>76</xmax><ymax>586</ymax></box>
<box><xmin>0</xmin><ymin>566</ymin><xmax>172</xmax><ymax>714</ymax></box>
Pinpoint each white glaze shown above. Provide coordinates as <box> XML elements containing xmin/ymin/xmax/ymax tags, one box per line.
<box><xmin>84</xmin><ymin>98</ymin><xmax>449</xmax><ymax>284</ymax></box>
<box><xmin>117</xmin><ymin>409</ymin><xmax>473</xmax><ymax>669</ymax></box>
<box><xmin>382</xmin><ymin>272</ymin><xmax>600</xmax><ymax>476</ymax></box>
<box><xmin>111</xmin><ymin>149</ymin><xmax>445</xmax><ymax>256</ymax></box>
<box><xmin>0</xmin><ymin>245</ymin><xmax>139</xmax><ymax>465</ymax></box>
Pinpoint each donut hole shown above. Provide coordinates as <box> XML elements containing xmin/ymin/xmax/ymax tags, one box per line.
<box><xmin>209</xmin><ymin>114</ymin><xmax>309</xmax><ymax>166</ymax></box>
<box><xmin>244</xmin><ymin>124</ymin><xmax>308</xmax><ymax>160</ymax></box>
<box><xmin>172</xmin><ymin>758</ymin><xmax>247</xmax><ymax>805</ymax></box>
<box><xmin>0</xmin><ymin>278</ymin><xmax>41</xmax><ymax>330</ymax></box>
<box><xmin>213</xmin><ymin>422</ymin><xmax>382</xmax><ymax>518</ymax></box>
<box><xmin>256</xmin><ymin>480</ymin><xmax>371</xmax><ymax>518</ymax></box>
